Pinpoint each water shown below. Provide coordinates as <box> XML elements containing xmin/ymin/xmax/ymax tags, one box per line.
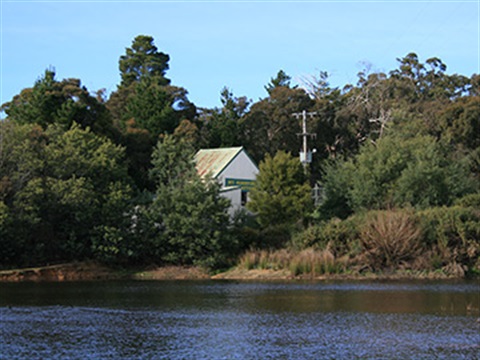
<box><xmin>1</xmin><ymin>280</ymin><xmax>479</xmax><ymax>359</ymax></box>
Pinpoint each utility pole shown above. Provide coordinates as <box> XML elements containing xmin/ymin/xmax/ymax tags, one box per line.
<box><xmin>292</xmin><ymin>110</ymin><xmax>317</xmax><ymax>173</ymax></box>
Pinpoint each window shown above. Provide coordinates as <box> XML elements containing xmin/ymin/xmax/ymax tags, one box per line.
<box><xmin>241</xmin><ymin>191</ymin><xmax>248</xmax><ymax>206</ymax></box>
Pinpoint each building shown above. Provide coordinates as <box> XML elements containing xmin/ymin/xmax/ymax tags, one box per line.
<box><xmin>195</xmin><ymin>146</ymin><xmax>259</xmax><ymax>215</ymax></box>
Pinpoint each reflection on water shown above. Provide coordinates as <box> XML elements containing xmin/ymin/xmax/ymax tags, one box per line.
<box><xmin>1</xmin><ymin>281</ymin><xmax>479</xmax><ymax>359</ymax></box>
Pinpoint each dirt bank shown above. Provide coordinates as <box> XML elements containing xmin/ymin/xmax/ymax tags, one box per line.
<box><xmin>132</xmin><ymin>266</ymin><xmax>210</xmax><ymax>280</ymax></box>
<box><xmin>0</xmin><ymin>262</ymin><xmax>121</xmax><ymax>282</ymax></box>
<box><xmin>0</xmin><ymin>263</ymin><xmax>213</xmax><ymax>282</ymax></box>
<box><xmin>1</xmin><ymin>262</ymin><xmax>467</xmax><ymax>282</ymax></box>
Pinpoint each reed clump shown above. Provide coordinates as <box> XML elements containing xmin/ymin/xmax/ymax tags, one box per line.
<box><xmin>289</xmin><ymin>249</ymin><xmax>342</xmax><ymax>276</ymax></box>
<box><xmin>360</xmin><ymin>209</ymin><xmax>422</xmax><ymax>270</ymax></box>
<box><xmin>239</xmin><ymin>248</ymin><xmax>345</xmax><ymax>276</ymax></box>
<box><xmin>239</xmin><ymin>249</ymin><xmax>292</xmax><ymax>270</ymax></box>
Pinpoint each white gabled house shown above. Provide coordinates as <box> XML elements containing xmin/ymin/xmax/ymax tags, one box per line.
<box><xmin>195</xmin><ymin>146</ymin><xmax>259</xmax><ymax>215</ymax></box>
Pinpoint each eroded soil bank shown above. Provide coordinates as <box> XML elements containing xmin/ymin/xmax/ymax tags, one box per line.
<box><xmin>0</xmin><ymin>262</ymin><xmax>471</xmax><ymax>282</ymax></box>
<box><xmin>0</xmin><ymin>263</ymin><xmax>123</xmax><ymax>282</ymax></box>
<box><xmin>0</xmin><ymin>263</ymin><xmax>214</xmax><ymax>282</ymax></box>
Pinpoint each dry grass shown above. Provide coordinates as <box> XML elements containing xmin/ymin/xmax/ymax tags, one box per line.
<box><xmin>239</xmin><ymin>248</ymin><xmax>345</xmax><ymax>276</ymax></box>
<box><xmin>239</xmin><ymin>249</ymin><xmax>292</xmax><ymax>270</ymax></box>
<box><xmin>360</xmin><ymin>209</ymin><xmax>422</xmax><ymax>270</ymax></box>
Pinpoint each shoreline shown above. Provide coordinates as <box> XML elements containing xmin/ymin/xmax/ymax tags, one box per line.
<box><xmin>0</xmin><ymin>262</ymin><xmax>475</xmax><ymax>282</ymax></box>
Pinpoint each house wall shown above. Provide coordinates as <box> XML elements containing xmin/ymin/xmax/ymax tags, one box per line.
<box><xmin>216</xmin><ymin>150</ymin><xmax>258</xmax><ymax>189</ymax></box>
<box><xmin>220</xmin><ymin>187</ymin><xmax>243</xmax><ymax>217</ymax></box>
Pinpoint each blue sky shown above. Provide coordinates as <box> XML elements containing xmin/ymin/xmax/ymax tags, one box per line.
<box><xmin>1</xmin><ymin>0</ymin><xmax>479</xmax><ymax>111</ymax></box>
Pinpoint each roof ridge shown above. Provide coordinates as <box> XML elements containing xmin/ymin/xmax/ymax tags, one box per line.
<box><xmin>195</xmin><ymin>146</ymin><xmax>245</xmax><ymax>179</ymax></box>
<box><xmin>198</xmin><ymin>146</ymin><xmax>243</xmax><ymax>152</ymax></box>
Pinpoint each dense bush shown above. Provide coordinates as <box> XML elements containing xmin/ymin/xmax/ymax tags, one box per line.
<box><xmin>293</xmin><ymin>205</ymin><xmax>480</xmax><ymax>276</ymax></box>
<box><xmin>248</xmin><ymin>151</ymin><xmax>312</xmax><ymax>228</ymax></box>
<box><xmin>0</xmin><ymin>123</ymin><xmax>132</xmax><ymax>268</ymax></box>
<box><xmin>147</xmin><ymin>135</ymin><xmax>235</xmax><ymax>268</ymax></box>
<box><xmin>292</xmin><ymin>217</ymin><xmax>361</xmax><ymax>256</ymax></box>
<box><xmin>319</xmin><ymin>134</ymin><xmax>478</xmax><ymax>219</ymax></box>
<box><xmin>454</xmin><ymin>192</ymin><xmax>480</xmax><ymax>208</ymax></box>
<box><xmin>418</xmin><ymin>206</ymin><xmax>480</xmax><ymax>275</ymax></box>
<box><xmin>360</xmin><ymin>209</ymin><xmax>422</xmax><ymax>270</ymax></box>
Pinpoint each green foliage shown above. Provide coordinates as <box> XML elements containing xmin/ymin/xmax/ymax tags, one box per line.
<box><xmin>124</xmin><ymin>80</ymin><xmax>195</xmax><ymax>138</ymax></box>
<box><xmin>199</xmin><ymin>87</ymin><xmax>248</xmax><ymax>148</ymax></box>
<box><xmin>0</xmin><ymin>201</ymin><xmax>15</xmax><ymax>265</ymax></box>
<box><xmin>439</xmin><ymin>97</ymin><xmax>480</xmax><ymax>149</ymax></box>
<box><xmin>418</xmin><ymin>206</ymin><xmax>480</xmax><ymax>272</ymax></box>
<box><xmin>155</xmin><ymin>180</ymin><xmax>233</xmax><ymax>267</ymax></box>
<box><xmin>248</xmin><ymin>151</ymin><xmax>312</xmax><ymax>229</ymax></box>
<box><xmin>258</xmin><ymin>224</ymin><xmax>295</xmax><ymax>249</ymax></box>
<box><xmin>294</xmin><ymin>205</ymin><xmax>479</xmax><ymax>275</ymax></box>
<box><xmin>0</xmin><ymin>201</ymin><xmax>8</xmax><ymax>229</ymax></box>
<box><xmin>454</xmin><ymin>192</ymin><xmax>480</xmax><ymax>208</ymax></box>
<box><xmin>111</xmin><ymin>35</ymin><xmax>195</xmax><ymax>138</ymax></box>
<box><xmin>126</xmin><ymin>80</ymin><xmax>176</xmax><ymax>136</ymax></box>
<box><xmin>315</xmin><ymin>160</ymin><xmax>355</xmax><ymax>220</ymax></box>
<box><xmin>1</xmin><ymin>69</ymin><xmax>114</xmax><ymax>138</ymax></box>
<box><xmin>0</xmin><ymin>122</ymin><xmax>132</xmax><ymax>267</ymax></box>
<box><xmin>2</xmin><ymin>45</ymin><xmax>479</xmax><ymax>276</ymax></box>
<box><xmin>292</xmin><ymin>216</ymin><xmax>361</xmax><ymax>257</ymax></box>
<box><xmin>119</xmin><ymin>35</ymin><xmax>170</xmax><ymax>88</ymax></box>
<box><xmin>240</xmin><ymin>87</ymin><xmax>314</xmax><ymax>163</ymax></box>
<box><xmin>265</xmin><ymin>70</ymin><xmax>292</xmax><ymax>94</ymax></box>
<box><xmin>106</xmin><ymin>35</ymin><xmax>196</xmax><ymax>190</ymax></box>
<box><xmin>146</xmin><ymin>135</ymin><xmax>235</xmax><ymax>268</ymax></box>
<box><xmin>149</xmin><ymin>135</ymin><xmax>196</xmax><ymax>186</ymax></box>
<box><xmin>119</xmin><ymin>126</ymin><xmax>156</xmax><ymax>191</ymax></box>
<box><xmin>320</xmin><ymin>133</ymin><xmax>478</xmax><ymax>219</ymax></box>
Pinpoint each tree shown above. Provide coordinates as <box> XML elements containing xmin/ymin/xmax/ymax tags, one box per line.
<box><xmin>299</xmin><ymin>71</ymin><xmax>352</xmax><ymax>181</ymax></box>
<box><xmin>439</xmin><ymin>96</ymin><xmax>480</xmax><ymax>150</ymax></box>
<box><xmin>265</xmin><ymin>70</ymin><xmax>292</xmax><ymax>94</ymax></box>
<box><xmin>1</xmin><ymin>69</ymin><xmax>114</xmax><ymax>138</ymax></box>
<box><xmin>119</xmin><ymin>35</ymin><xmax>170</xmax><ymax>88</ymax></box>
<box><xmin>319</xmin><ymin>132</ymin><xmax>478</xmax><ymax>219</ymax></box>
<box><xmin>247</xmin><ymin>151</ymin><xmax>312</xmax><ymax>228</ymax></box>
<box><xmin>146</xmin><ymin>135</ymin><xmax>234</xmax><ymax>267</ymax></box>
<box><xmin>198</xmin><ymin>87</ymin><xmax>249</xmax><ymax>148</ymax></box>
<box><xmin>0</xmin><ymin>121</ymin><xmax>132</xmax><ymax>267</ymax></box>
<box><xmin>107</xmin><ymin>35</ymin><xmax>196</xmax><ymax>191</ymax></box>
<box><xmin>125</xmin><ymin>78</ymin><xmax>179</xmax><ymax>137</ymax></box>
<box><xmin>240</xmin><ymin>86</ymin><xmax>314</xmax><ymax>163</ymax></box>
<box><xmin>0</xmin><ymin>122</ymin><xmax>45</xmax><ymax>265</ymax></box>
<box><xmin>111</xmin><ymin>43</ymin><xmax>196</xmax><ymax>138</ymax></box>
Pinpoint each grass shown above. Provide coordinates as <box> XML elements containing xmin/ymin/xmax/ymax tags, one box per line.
<box><xmin>360</xmin><ymin>209</ymin><xmax>422</xmax><ymax>270</ymax></box>
<box><xmin>239</xmin><ymin>248</ymin><xmax>346</xmax><ymax>276</ymax></box>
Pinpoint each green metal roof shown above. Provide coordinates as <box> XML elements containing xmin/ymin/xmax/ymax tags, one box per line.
<box><xmin>195</xmin><ymin>147</ymin><xmax>244</xmax><ymax>179</ymax></box>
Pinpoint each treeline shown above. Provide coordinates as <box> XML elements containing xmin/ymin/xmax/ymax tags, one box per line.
<box><xmin>1</xmin><ymin>35</ymin><xmax>479</xmax><ymax>275</ymax></box>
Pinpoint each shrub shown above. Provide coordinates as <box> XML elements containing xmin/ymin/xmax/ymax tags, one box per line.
<box><xmin>360</xmin><ymin>209</ymin><xmax>422</xmax><ymax>270</ymax></box>
<box><xmin>257</xmin><ymin>223</ymin><xmax>295</xmax><ymax>249</ymax></box>
<box><xmin>247</xmin><ymin>151</ymin><xmax>312</xmax><ymax>227</ymax></box>
<box><xmin>454</xmin><ymin>192</ymin><xmax>480</xmax><ymax>208</ymax></box>
<box><xmin>418</xmin><ymin>205</ymin><xmax>480</xmax><ymax>273</ymax></box>
<box><xmin>292</xmin><ymin>216</ymin><xmax>361</xmax><ymax>256</ymax></box>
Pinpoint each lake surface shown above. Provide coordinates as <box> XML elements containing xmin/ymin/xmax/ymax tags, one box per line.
<box><xmin>1</xmin><ymin>280</ymin><xmax>479</xmax><ymax>359</ymax></box>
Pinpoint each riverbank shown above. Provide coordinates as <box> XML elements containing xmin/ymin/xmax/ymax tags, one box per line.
<box><xmin>1</xmin><ymin>262</ymin><xmax>475</xmax><ymax>282</ymax></box>
<box><xmin>0</xmin><ymin>262</ymin><xmax>212</xmax><ymax>282</ymax></box>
